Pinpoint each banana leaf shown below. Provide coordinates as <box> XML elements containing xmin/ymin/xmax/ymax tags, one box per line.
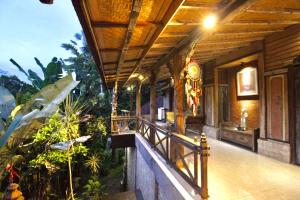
<box><xmin>0</xmin><ymin>75</ymin><xmax>79</xmax><ymax>177</ymax></box>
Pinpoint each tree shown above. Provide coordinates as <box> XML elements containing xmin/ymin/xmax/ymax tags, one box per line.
<box><xmin>61</xmin><ymin>33</ymin><xmax>110</xmax><ymax>117</ymax></box>
<box><xmin>10</xmin><ymin>57</ymin><xmax>63</xmax><ymax>90</ymax></box>
<box><xmin>0</xmin><ymin>75</ymin><xmax>38</xmax><ymax>105</ymax></box>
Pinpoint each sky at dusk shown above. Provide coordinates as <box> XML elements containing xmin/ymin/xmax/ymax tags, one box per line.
<box><xmin>0</xmin><ymin>0</ymin><xmax>82</xmax><ymax>82</ymax></box>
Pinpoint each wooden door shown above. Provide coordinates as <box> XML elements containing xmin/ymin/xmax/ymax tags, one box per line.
<box><xmin>295</xmin><ymin>67</ymin><xmax>300</xmax><ymax>164</ymax></box>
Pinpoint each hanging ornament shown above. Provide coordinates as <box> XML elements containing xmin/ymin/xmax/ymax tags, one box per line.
<box><xmin>185</xmin><ymin>61</ymin><xmax>203</xmax><ymax>116</ymax></box>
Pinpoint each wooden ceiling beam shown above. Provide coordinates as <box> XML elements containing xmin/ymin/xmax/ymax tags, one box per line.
<box><xmin>99</xmin><ymin>45</ymin><xmax>147</xmax><ymax>52</ymax></box>
<box><xmin>150</xmin><ymin>0</ymin><xmax>259</xmax><ymax>70</ymax></box>
<box><xmin>91</xmin><ymin>20</ymin><xmax>162</xmax><ymax>28</ymax></box>
<box><xmin>246</xmin><ymin>8</ymin><xmax>300</xmax><ymax>15</ymax></box>
<box><xmin>160</xmin><ymin>33</ymin><xmax>189</xmax><ymax>37</ymax></box>
<box><xmin>197</xmin><ymin>37</ymin><xmax>263</xmax><ymax>45</ymax></box>
<box><xmin>115</xmin><ymin>0</ymin><xmax>143</xmax><ymax>86</ymax></box>
<box><xmin>229</xmin><ymin>20</ymin><xmax>300</xmax><ymax>25</ymax></box>
<box><xmin>124</xmin><ymin>0</ymin><xmax>185</xmax><ymax>86</ymax></box>
<box><xmin>152</xmin><ymin>43</ymin><xmax>175</xmax><ymax>48</ymax></box>
<box><xmin>180</xmin><ymin>2</ymin><xmax>218</xmax><ymax>10</ymax></box>
<box><xmin>214</xmin><ymin>29</ymin><xmax>283</xmax><ymax>36</ymax></box>
<box><xmin>195</xmin><ymin>43</ymin><xmax>250</xmax><ymax>52</ymax></box>
<box><xmin>103</xmin><ymin>58</ymin><xmax>140</xmax><ymax>66</ymax></box>
<box><xmin>72</xmin><ymin>0</ymin><xmax>107</xmax><ymax>89</ymax></box>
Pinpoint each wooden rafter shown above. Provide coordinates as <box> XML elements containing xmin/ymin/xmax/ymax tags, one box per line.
<box><xmin>245</xmin><ymin>8</ymin><xmax>300</xmax><ymax>15</ymax></box>
<box><xmin>180</xmin><ymin>1</ymin><xmax>218</xmax><ymax>10</ymax></box>
<box><xmin>115</xmin><ymin>0</ymin><xmax>143</xmax><ymax>86</ymax></box>
<box><xmin>229</xmin><ymin>20</ymin><xmax>300</xmax><ymax>25</ymax></box>
<box><xmin>214</xmin><ymin>29</ymin><xmax>283</xmax><ymax>36</ymax></box>
<box><xmin>197</xmin><ymin>37</ymin><xmax>263</xmax><ymax>45</ymax></box>
<box><xmin>150</xmin><ymin>0</ymin><xmax>259</xmax><ymax>70</ymax></box>
<box><xmin>103</xmin><ymin>59</ymin><xmax>140</xmax><ymax>66</ymax></box>
<box><xmin>72</xmin><ymin>0</ymin><xmax>107</xmax><ymax>89</ymax></box>
<box><xmin>99</xmin><ymin>45</ymin><xmax>147</xmax><ymax>52</ymax></box>
<box><xmin>123</xmin><ymin>0</ymin><xmax>186</xmax><ymax>86</ymax></box>
<box><xmin>91</xmin><ymin>21</ymin><xmax>161</xmax><ymax>28</ymax></box>
<box><xmin>195</xmin><ymin>43</ymin><xmax>250</xmax><ymax>52</ymax></box>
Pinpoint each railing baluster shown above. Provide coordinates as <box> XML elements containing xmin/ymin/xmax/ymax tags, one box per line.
<box><xmin>194</xmin><ymin>150</ymin><xmax>198</xmax><ymax>187</ymax></box>
<box><xmin>200</xmin><ymin>133</ymin><xmax>209</xmax><ymax>199</ymax></box>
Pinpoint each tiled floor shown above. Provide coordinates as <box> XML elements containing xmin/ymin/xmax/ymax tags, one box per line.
<box><xmin>206</xmin><ymin>138</ymin><xmax>300</xmax><ymax>200</ymax></box>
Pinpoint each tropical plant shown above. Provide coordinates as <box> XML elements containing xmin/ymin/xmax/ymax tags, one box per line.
<box><xmin>84</xmin><ymin>154</ymin><xmax>101</xmax><ymax>174</ymax></box>
<box><xmin>61</xmin><ymin>33</ymin><xmax>109</xmax><ymax>116</ymax></box>
<box><xmin>10</xmin><ymin>57</ymin><xmax>63</xmax><ymax>90</ymax></box>
<box><xmin>0</xmin><ymin>75</ymin><xmax>38</xmax><ymax>105</ymax></box>
<box><xmin>82</xmin><ymin>176</ymin><xmax>103</xmax><ymax>200</ymax></box>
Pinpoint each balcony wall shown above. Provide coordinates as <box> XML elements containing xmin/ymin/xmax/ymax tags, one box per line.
<box><xmin>127</xmin><ymin>134</ymin><xmax>202</xmax><ymax>200</ymax></box>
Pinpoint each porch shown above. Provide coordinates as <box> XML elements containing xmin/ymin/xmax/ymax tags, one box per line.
<box><xmin>68</xmin><ymin>0</ymin><xmax>300</xmax><ymax>199</ymax></box>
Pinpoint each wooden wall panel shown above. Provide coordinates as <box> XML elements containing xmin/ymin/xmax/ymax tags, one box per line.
<box><xmin>204</xmin><ymin>86</ymin><xmax>214</xmax><ymax>126</ymax></box>
<box><xmin>266</xmin><ymin>74</ymin><xmax>289</xmax><ymax>142</ymax></box>
<box><xmin>265</xmin><ymin>25</ymin><xmax>300</xmax><ymax>70</ymax></box>
<box><xmin>228</xmin><ymin>67</ymin><xmax>260</xmax><ymax>129</ymax></box>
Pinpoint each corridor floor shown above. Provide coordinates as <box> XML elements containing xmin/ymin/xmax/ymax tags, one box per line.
<box><xmin>206</xmin><ymin>138</ymin><xmax>300</xmax><ymax>200</ymax></box>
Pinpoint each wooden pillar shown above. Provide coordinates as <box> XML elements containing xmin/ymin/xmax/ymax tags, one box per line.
<box><xmin>258</xmin><ymin>52</ymin><xmax>266</xmax><ymax>138</ymax></box>
<box><xmin>169</xmin><ymin>54</ymin><xmax>186</xmax><ymax>165</ymax></box>
<box><xmin>213</xmin><ymin>67</ymin><xmax>219</xmax><ymax>127</ymax></box>
<box><xmin>150</xmin><ymin>71</ymin><xmax>157</xmax><ymax>144</ymax></box>
<box><xmin>173</xmin><ymin>54</ymin><xmax>185</xmax><ymax>134</ymax></box>
<box><xmin>136</xmin><ymin>81</ymin><xmax>142</xmax><ymax>117</ymax></box>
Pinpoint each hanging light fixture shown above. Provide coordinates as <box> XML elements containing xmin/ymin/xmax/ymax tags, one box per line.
<box><xmin>203</xmin><ymin>14</ymin><xmax>217</xmax><ymax>29</ymax></box>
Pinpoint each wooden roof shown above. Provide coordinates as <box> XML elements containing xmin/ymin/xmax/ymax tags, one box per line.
<box><xmin>71</xmin><ymin>0</ymin><xmax>300</xmax><ymax>88</ymax></box>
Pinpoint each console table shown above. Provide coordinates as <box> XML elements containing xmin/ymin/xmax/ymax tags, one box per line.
<box><xmin>220</xmin><ymin>123</ymin><xmax>259</xmax><ymax>152</ymax></box>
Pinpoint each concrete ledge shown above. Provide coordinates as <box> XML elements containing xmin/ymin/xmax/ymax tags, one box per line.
<box><xmin>257</xmin><ymin>139</ymin><xmax>291</xmax><ymax>163</ymax></box>
<box><xmin>134</xmin><ymin>134</ymin><xmax>201</xmax><ymax>200</ymax></box>
<box><xmin>203</xmin><ymin>125</ymin><xmax>219</xmax><ymax>139</ymax></box>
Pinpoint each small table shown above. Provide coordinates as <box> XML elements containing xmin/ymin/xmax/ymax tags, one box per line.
<box><xmin>220</xmin><ymin>123</ymin><xmax>259</xmax><ymax>152</ymax></box>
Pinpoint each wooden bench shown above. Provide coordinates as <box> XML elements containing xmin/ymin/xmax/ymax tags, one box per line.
<box><xmin>220</xmin><ymin>122</ymin><xmax>259</xmax><ymax>152</ymax></box>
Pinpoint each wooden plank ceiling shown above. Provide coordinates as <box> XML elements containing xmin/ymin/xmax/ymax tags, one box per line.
<box><xmin>72</xmin><ymin>0</ymin><xmax>300</xmax><ymax>88</ymax></box>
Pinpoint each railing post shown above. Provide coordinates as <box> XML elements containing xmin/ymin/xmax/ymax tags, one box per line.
<box><xmin>141</xmin><ymin>120</ymin><xmax>144</xmax><ymax>136</ymax></box>
<box><xmin>136</xmin><ymin>117</ymin><xmax>139</xmax><ymax>133</ymax></box>
<box><xmin>200</xmin><ymin>133</ymin><xmax>209</xmax><ymax>199</ymax></box>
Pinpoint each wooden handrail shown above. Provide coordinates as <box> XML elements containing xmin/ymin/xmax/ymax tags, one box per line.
<box><xmin>135</xmin><ymin>117</ymin><xmax>209</xmax><ymax>199</ymax></box>
<box><xmin>112</xmin><ymin>115</ymin><xmax>209</xmax><ymax>199</ymax></box>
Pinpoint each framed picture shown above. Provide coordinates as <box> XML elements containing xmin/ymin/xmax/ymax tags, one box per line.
<box><xmin>236</xmin><ymin>67</ymin><xmax>258</xmax><ymax>97</ymax></box>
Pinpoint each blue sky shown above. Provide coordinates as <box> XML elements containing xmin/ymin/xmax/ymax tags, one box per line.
<box><xmin>0</xmin><ymin>0</ymin><xmax>82</xmax><ymax>82</ymax></box>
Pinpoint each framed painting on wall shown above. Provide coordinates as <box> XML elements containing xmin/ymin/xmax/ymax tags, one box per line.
<box><xmin>236</xmin><ymin>67</ymin><xmax>258</xmax><ymax>97</ymax></box>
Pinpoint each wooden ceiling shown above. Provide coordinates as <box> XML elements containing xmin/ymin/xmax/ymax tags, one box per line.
<box><xmin>71</xmin><ymin>0</ymin><xmax>300</xmax><ymax>88</ymax></box>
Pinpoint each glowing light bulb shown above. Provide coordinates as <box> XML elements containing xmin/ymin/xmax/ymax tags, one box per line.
<box><xmin>203</xmin><ymin>14</ymin><xmax>217</xmax><ymax>29</ymax></box>
<box><xmin>138</xmin><ymin>74</ymin><xmax>144</xmax><ymax>80</ymax></box>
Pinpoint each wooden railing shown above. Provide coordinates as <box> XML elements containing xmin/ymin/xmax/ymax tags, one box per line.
<box><xmin>110</xmin><ymin>115</ymin><xmax>209</xmax><ymax>199</ymax></box>
<box><xmin>136</xmin><ymin>117</ymin><xmax>209</xmax><ymax>199</ymax></box>
<box><xmin>111</xmin><ymin>115</ymin><xmax>137</xmax><ymax>134</ymax></box>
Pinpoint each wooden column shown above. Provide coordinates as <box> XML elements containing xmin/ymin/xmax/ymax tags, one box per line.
<box><xmin>169</xmin><ymin>54</ymin><xmax>186</xmax><ymax>165</ymax></box>
<box><xmin>136</xmin><ymin>81</ymin><xmax>142</xmax><ymax>117</ymax></box>
<box><xmin>150</xmin><ymin>71</ymin><xmax>157</xmax><ymax>144</ymax></box>
<box><xmin>258</xmin><ymin>52</ymin><xmax>266</xmax><ymax>138</ymax></box>
<box><xmin>173</xmin><ymin>54</ymin><xmax>185</xmax><ymax>134</ymax></box>
<box><xmin>213</xmin><ymin>68</ymin><xmax>219</xmax><ymax>127</ymax></box>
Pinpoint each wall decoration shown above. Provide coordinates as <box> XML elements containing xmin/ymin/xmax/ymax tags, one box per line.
<box><xmin>185</xmin><ymin>61</ymin><xmax>203</xmax><ymax>116</ymax></box>
<box><xmin>236</xmin><ymin>66</ymin><xmax>258</xmax><ymax>97</ymax></box>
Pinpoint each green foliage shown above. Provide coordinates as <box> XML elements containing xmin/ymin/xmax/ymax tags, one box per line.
<box><xmin>82</xmin><ymin>176</ymin><xmax>103</xmax><ymax>200</ymax></box>
<box><xmin>84</xmin><ymin>154</ymin><xmax>101</xmax><ymax>174</ymax></box>
<box><xmin>10</xmin><ymin>57</ymin><xmax>63</xmax><ymax>90</ymax></box>
<box><xmin>29</xmin><ymin>109</ymin><xmax>88</xmax><ymax>171</ymax></box>
<box><xmin>61</xmin><ymin>33</ymin><xmax>110</xmax><ymax>117</ymax></box>
<box><xmin>86</xmin><ymin>117</ymin><xmax>107</xmax><ymax>136</ymax></box>
<box><xmin>0</xmin><ymin>75</ymin><xmax>38</xmax><ymax>105</ymax></box>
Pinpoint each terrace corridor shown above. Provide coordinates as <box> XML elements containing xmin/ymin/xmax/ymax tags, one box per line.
<box><xmin>202</xmin><ymin>138</ymin><xmax>300</xmax><ymax>200</ymax></box>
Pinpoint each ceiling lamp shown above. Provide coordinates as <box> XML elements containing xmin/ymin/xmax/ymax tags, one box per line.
<box><xmin>203</xmin><ymin>14</ymin><xmax>217</xmax><ymax>29</ymax></box>
<box><xmin>138</xmin><ymin>74</ymin><xmax>144</xmax><ymax>81</ymax></box>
